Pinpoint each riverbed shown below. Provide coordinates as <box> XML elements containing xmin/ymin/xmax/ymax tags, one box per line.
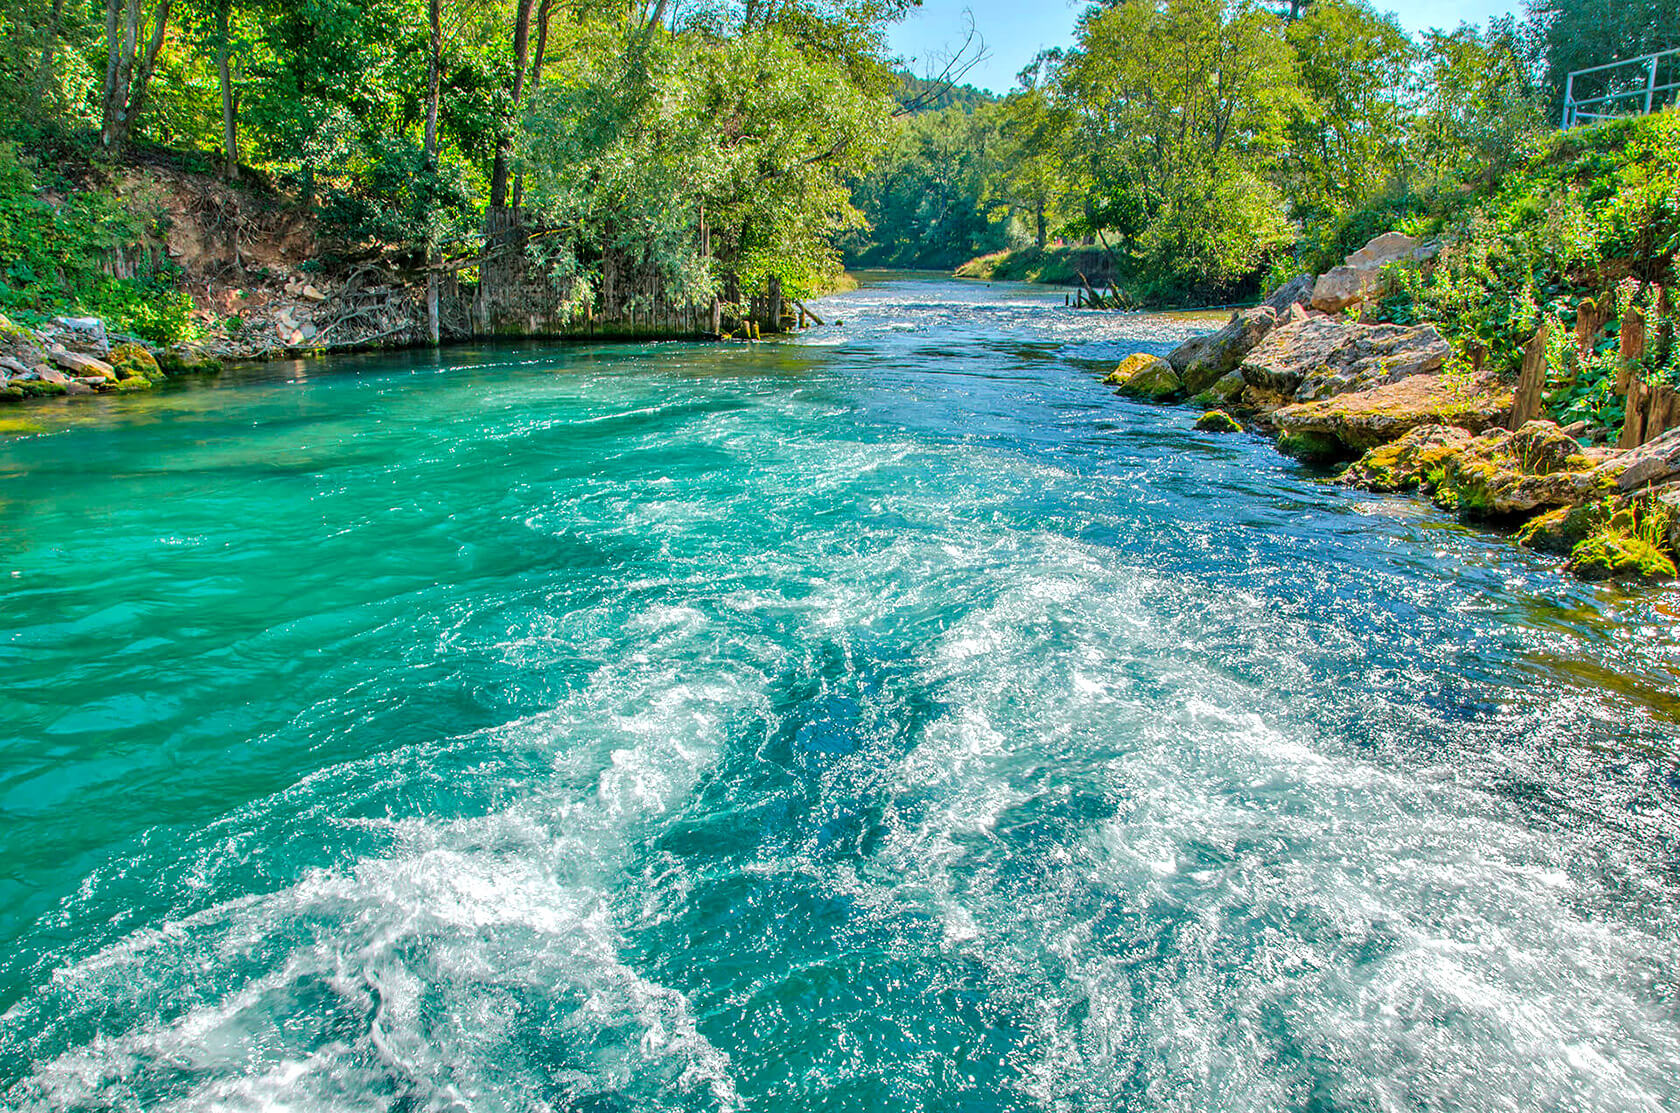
<box><xmin>2</xmin><ymin>273</ymin><xmax>1677</xmax><ymax>1111</ymax></box>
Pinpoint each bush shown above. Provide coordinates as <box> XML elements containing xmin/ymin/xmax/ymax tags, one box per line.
<box><xmin>0</xmin><ymin>142</ymin><xmax>201</xmax><ymax>345</ymax></box>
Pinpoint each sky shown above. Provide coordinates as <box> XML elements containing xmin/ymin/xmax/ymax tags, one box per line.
<box><xmin>887</xmin><ymin>0</ymin><xmax>1527</xmax><ymax>95</ymax></box>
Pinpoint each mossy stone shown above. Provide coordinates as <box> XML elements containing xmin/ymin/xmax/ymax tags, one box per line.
<box><xmin>1566</xmin><ymin>532</ymin><xmax>1677</xmax><ymax>582</ymax></box>
<box><xmin>1106</xmin><ymin>353</ymin><xmax>1182</xmax><ymax>401</ymax></box>
<box><xmin>1277</xmin><ymin>430</ymin><xmax>1345</xmax><ymax>462</ymax></box>
<box><xmin>1194</xmin><ymin>410</ymin><xmax>1242</xmax><ymax>433</ymax></box>
<box><xmin>109</xmin><ymin>342</ymin><xmax>163</xmax><ymax>382</ymax></box>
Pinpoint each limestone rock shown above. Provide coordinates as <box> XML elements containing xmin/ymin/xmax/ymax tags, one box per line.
<box><xmin>1310</xmin><ymin>232</ymin><xmax>1423</xmax><ymax>313</ymax></box>
<box><xmin>1106</xmin><ymin>353</ymin><xmax>1182</xmax><ymax>401</ymax></box>
<box><xmin>51</xmin><ymin>349</ymin><xmax>115</xmax><ymax>378</ymax></box>
<box><xmin>1340</xmin><ymin>424</ymin><xmax>1473</xmax><ymax>492</ymax></box>
<box><xmin>37</xmin><ymin>366</ymin><xmax>70</xmax><ymax>385</ymax></box>
<box><xmin>1241</xmin><ymin>316</ymin><xmax>1449</xmax><ymax>403</ymax></box>
<box><xmin>1170</xmin><ymin>306</ymin><xmax>1279</xmax><ymax>394</ymax></box>
<box><xmin>1600</xmin><ymin>427</ymin><xmax>1680</xmax><ymax>491</ymax></box>
<box><xmin>1272</xmin><ymin>372</ymin><xmax>1512</xmax><ymax>453</ymax></box>
<box><xmin>1439</xmin><ymin>421</ymin><xmax>1604</xmax><ymax>518</ymax></box>
<box><xmin>1262</xmin><ymin>274</ymin><xmax>1314</xmax><ymax>314</ymax></box>
<box><xmin>300</xmin><ymin>284</ymin><xmax>327</xmax><ymax>301</ymax></box>
<box><xmin>1242</xmin><ymin>315</ymin><xmax>1351</xmax><ymax>396</ymax></box>
<box><xmin>46</xmin><ymin>315</ymin><xmax>109</xmax><ymax>356</ymax></box>
<box><xmin>1193</xmin><ymin>369</ymin><xmax>1247</xmax><ymax>408</ymax></box>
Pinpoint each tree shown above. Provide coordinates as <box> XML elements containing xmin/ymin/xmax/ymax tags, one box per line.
<box><xmin>100</xmin><ymin>0</ymin><xmax>176</xmax><ymax>153</ymax></box>
<box><xmin>1283</xmin><ymin>0</ymin><xmax>1414</xmax><ymax>225</ymax></box>
<box><xmin>1057</xmin><ymin>0</ymin><xmax>1299</xmax><ymax>300</ymax></box>
<box><xmin>1528</xmin><ymin>0</ymin><xmax>1680</xmax><ymax>109</ymax></box>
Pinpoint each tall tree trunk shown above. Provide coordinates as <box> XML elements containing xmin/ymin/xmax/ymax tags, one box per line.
<box><xmin>424</xmin><ymin>0</ymin><xmax>442</xmax><ymax>345</ymax></box>
<box><xmin>216</xmin><ymin>0</ymin><xmax>238</xmax><ymax>179</ymax></box>
<box><xmin>125</xmin><ymin>0</ymin><xmax>173</xmax><ymax>139</ymax></box>
<box><xmin>31</xmin><ymin>0</ymin><xmax>67</xmax><ymax>113</ymax></box>
<box><xmin>510</xmin><ymin>0</ymin><xmax>553</xmax><ymax>210</ymax></box>
<box><xmin>488</xmin><ymin>0</ymin><xmax>534</xmax><ymax>210</ymax></box>
<box><xmin>1035</xmin><ymin>202</ymin><xmax>1046</xmax><ymax>250</ymax></box>
<box><xmin>424</xmin><ymin>0</ymin><xmax>441</xmax><ymax>161</ymax></box>
<box><xmin>100</xmin><ymin>0</ymin><xmax>173</xmax><ymax>154</ymax></box>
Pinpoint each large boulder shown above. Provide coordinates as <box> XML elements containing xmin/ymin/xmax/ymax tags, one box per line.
<box><xmin>1271</xmin><ymin>371</ymin><xmax>1513</xmax><ymax>453</ymax></box>
<box><xmin>1310</xmin><ymin>232</ymin><xmax>1424</xmax><ymax>314</ymax></box>
<box><xmin>1262</xmin><ymin>274</ymin><xmax>1315</xmax><ymax>314</ymax></box>
<box><xmin>1340</xmin><ymin>424</ymin><xmax>1473</xmax><ymax>492</ymax></box>
<box><xmin>1106</xmin><ymin>353</ymin><xmax>1182</xmax><ymax>401</ymax></box>
<box><xmin>1438</xmin><ymin>421</ymin><xmax>1604</xmax><ymax>518</ymax></box>
<box><xmin>1241</xmin><ymin>316</ymin><xmax>1450</xmax><ymax>402</ymax></box>
<box><xmin>1168</xmin><ymin>306</ymin><xmax>1278</xmax><ymax>394</ymax></box>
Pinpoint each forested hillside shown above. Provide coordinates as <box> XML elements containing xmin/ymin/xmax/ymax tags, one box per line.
<box><xmin>0</xmin><ymin>0</ymin><xmax>1677</xmax><ymax>350</ymax></box>
<box><xmin>0</xmin><ymin>0</ymin><xmax>913</xmax><ymax>347</ymax></box>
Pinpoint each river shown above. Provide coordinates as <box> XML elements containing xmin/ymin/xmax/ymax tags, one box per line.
<box><xmin>2</xmin><ymin>273</ymin><xmax>1678</xmax><ymax>1111</ymax></box>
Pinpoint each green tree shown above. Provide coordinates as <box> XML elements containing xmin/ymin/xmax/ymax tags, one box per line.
<box><xmin>1057</xmin><ymin>0</ymin><xmax>1299</xmax><ymax>300</ymax></box>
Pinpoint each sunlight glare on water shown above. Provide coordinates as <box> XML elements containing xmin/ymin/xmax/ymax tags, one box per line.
<box><xmin>1</xmin><ymin>274</ymin><xmax>1678</xmax><ymax>1111</ymax></box>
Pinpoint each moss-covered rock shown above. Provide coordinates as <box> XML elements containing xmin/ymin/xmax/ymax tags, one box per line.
<box><xmin>156</xmin><ymin>345</ymin><xmax>223</xmax><ymax>376</ymax></box>
<box><xmin>1195</xmin><ymin>410</ymin><xmax>1242</xmax><ymax>433</ymax></box>
<box><xmin>1192</xmin><ymin>369</ymin><xmax>1247</xmax><ymax>408</ymax></box>
<box><xmin>11</xmin><ymin>378</ymin><xmax>68</xmax><ymax>398</ymax></box>
<box><xmin>1340</xmin><ymin>424</ymin><xmax>1472</xmax><ymax>492</ymax></box>
<box><xmin>108</xmin><ymin>342</ymin><xmax>162</xmax><ymax>382</ymax></box>
<box><xmin>1170</xmin><ymin>307</ymin><xmax>1278</xmax><ymax>395</ymax></box>
<box><xmin>1277</xmin><ymin>430</ymin><xmax>1347</xmax><ymax>462</ymax></box>
<box><xmin>1516</xmin><ymin>500</ymin><xmax>1610</xmax><ymax>554</ymax></box>
<box><xmin>1106</xmin><ymin>353</ymin><xmax>1182</xmax><ymax>401</ymax></box>
<box><xmin>1439</xmin><ymin>421</ymin><xmax>1604</xmax><ymax>519</ymax></box>
<box><xmin>1566</xmin><ymin>532</ymin><xmax>1677</xmax><ymax>582</ymax></box>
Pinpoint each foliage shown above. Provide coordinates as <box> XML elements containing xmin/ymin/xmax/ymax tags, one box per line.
<box><xmin>1372</xmin><ymin>114</ymin><xmax>1680</xmax><ymax>411</ymax></box>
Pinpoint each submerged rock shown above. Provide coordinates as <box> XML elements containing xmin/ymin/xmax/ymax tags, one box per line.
<box><xmin>1195</xmin><ymin>409</ymin><xmax>1242</xmax><ymax>433</ymax></box>
<box><xmin>1107</xmin><ymin>353</ymin><xmax>1182</xmax><ymax>400</ymax></box>
<box><xmin>1169</xmin><ymin>306</ymin><xmax>1277</xmax><ymax>394</ymax></box>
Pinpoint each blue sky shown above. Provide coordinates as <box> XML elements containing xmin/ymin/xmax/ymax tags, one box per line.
<box><xmin>888</xmin><ymin>0</ymin><xmax>1527</xmax><ymax>94</ymax></box>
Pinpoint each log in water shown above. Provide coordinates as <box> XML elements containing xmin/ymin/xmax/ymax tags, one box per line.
<box><xmin>1</xmin><ymin>274</ymin><xmax>1677</xmax><ymax>1111</ymax></box>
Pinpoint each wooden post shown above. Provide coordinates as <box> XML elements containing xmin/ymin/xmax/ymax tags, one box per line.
<box><xmin>1508</xmin><ymin>323</ymin><xmax>1549</xmax><ymax>430</ymax></box>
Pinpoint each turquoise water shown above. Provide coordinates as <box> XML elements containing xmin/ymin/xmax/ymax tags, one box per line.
<box><xmin>2</xmin><ymin>274</ymin><xmax>1678</xmax><ymax>1111</ymax></box>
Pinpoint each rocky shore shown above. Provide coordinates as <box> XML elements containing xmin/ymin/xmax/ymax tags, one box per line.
<box><xmin>0</xmin><ymin>313</ymin><xmax>221</xmax><ymax>402</ymax></box>
<box><xmin>1108</xmin><ymin>233</ymin><xmax>1680</xmax><ymax>583</ymax></box>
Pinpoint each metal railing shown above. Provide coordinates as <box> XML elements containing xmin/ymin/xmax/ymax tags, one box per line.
<box><xmin>1562</xmin><ymin>47</ymin><xmax>1680</xmax><ymax>128</ymax></box>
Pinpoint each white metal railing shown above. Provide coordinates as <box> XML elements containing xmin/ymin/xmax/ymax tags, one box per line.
<box><xmin>1562</xmin><ymin>47</ymin><xmax>1680</xmax><ymax>128</ymax></box>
